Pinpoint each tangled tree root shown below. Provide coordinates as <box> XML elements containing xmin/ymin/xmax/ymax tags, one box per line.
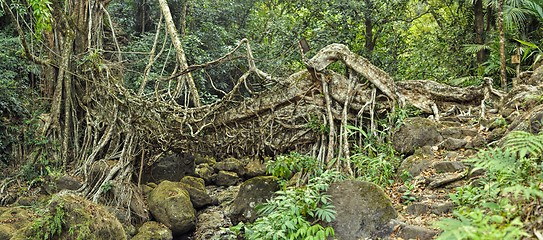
<box><xmin>3</xmin><ymin>41</ymin><xmax>503</xmax><ymax>224</ymax></box>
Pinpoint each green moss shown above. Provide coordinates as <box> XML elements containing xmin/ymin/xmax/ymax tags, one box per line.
<box><xmin>14</xmin><ymin>194</ymin><xmax>126</xmax><ymax>240</ymax></box>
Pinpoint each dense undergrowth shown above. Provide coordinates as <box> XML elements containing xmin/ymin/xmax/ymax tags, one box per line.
<box><xmin>228</xmin><ymin>153</ymin><xmax>340</xmax><ymax>240</ymax></box>
<box><xmin>229</xmin><ymin>122</ymin><xmax>543</xmax><ymax>239</ymax></box>
<box><xmin>436</xmin><ymin>131</ymin><xmax>543</xmax><ymax>240</ymax></box>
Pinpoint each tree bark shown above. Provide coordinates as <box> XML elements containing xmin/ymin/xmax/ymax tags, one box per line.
<box><xmin>364</xmin><ymin>0</ymin><xmax>375</xmax><ymax>53</ymax></box>
<box><xmin>497</xmin><ymin>0</ymin><xmax>508</xmax><ymax>91</ymax></box>
<box><xmin>158</xmin><ymin>0</ymin><xmax>201</xmax><ymax>106</ymax></box>
<box><xmin>474</xmin><ymin>0</ymin><xmax>486</xmax><ymax>63</ymax></box>
<box><xmin>179</xmin><ymin>0</ymin><xmax>188</xmax><ymax>36</ymax></box>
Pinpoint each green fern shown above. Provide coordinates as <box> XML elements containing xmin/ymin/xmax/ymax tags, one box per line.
<box><xmin>436</xmin><ymin>131</ymin><xmax>543</xmax><ymax>239</ymax></box>
<box><xmin>504</xmin><ymin>131</ymin><xmax>543</xmax><ymax>159</ymax></box>
<box><xmin>463</xmin><ymin>43</ymin><xmax>491</xmax><ymax>54</ymax></box>
<box><xmin>467</xmin><ymin>148</ymin><xmax>520</xmax><ymax>184</ymax></box>
<box><xmin>502</xmin><ymin>183</ymin><xmax>543</xmax><ymax>200</ymax></box>
<box><xmin>231</xmin><ymin>169</ymin><xmax>341</xmax><ymax>240</ymax></box>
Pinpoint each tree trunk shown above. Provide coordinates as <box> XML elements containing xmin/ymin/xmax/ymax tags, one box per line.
<box><xmin>179</xmin><ymin>0</ymin><xmax>188</xmax><ymax>36</ymax></box>
<box><xmin>158</xmin><ymin>0</ymin><xmax>201</xmax><ymax>106</ymax></box>
<box><xmin>474</xmin><ymin>0</ymin><xmax>486</xmax><ymax>63</ymax></box>
<box><xmin>486</xmin><ymin>6</ymin><xmax>493</xmax><ymax>31</ymax></box>
<box><xmin>364</xmin><ymin>0</ymin><xmax>375</xmax><ymax>53</ymax></box>
<box><xmin>497</xmin><ymin>0</ymin><xmax>507</xmax><ymax>91</ymax></box>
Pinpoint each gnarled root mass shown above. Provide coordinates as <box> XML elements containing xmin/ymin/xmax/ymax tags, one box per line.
<box><xmin>4</xmin><ymin>41</ymin><xmax>502</xmax><ymax>224</ymax></box>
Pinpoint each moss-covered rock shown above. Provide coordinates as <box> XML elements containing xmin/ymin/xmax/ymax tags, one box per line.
<box><xmin>195</xmin><ymin>163</ymin><xmax>214</xmax><ymax>184</ymax></box>
<box><xmin>215</xmin><ymin>157</ymin><xmax>246</xmax><ymax>176</ymax></box>
<box><xmin>12</xmin><ymin>194</ymin><xmax>126</xmax><ymax>240</ymax></box>
<box><xmin>508</xmin><ymin>104</ymin><xmax>543</xmax><ymax>134</ymax></box>
<box><xmin>214</xmin><ymin>170</ymin><xmax>240</xmax><ymax>186</ymax></box>
<box><xmin>132</xmin><ymin>221</ymin><xmax>173</xmax><ymax>240</ymax></box>
<box><xmin>398</xmin><ymin>146</ymin><xmax>435</xmax><ymax>177</ymax></box>
<box><xmin>227</xmin><ymin>176</ymin><xmax>279</xmax><ymax>224</ymax></box>
<box><xmin>180</xmin><ymin>176</ymin><xmax>213</xmax><ymax>209</ymax></box>
<box><xmin>392</xmin><ymin>117</ymin><xmax>442</xmax><ymax>155</ymax></box>
<box><xmin>148</xmin><ymin>180</ymin><xmax>195</xmax><ymax>236</ymax></box>
<box><xmin>194</xmin><ymin>154</ymin><xmax>217</xmax><ymax>165</ymax></box>
<box><xmin>43</xmin><ymin>175</ymin><xmax>83</xmax><ymax>194</ymax></box>
<box><xmin>142</xmin><ymin>183</ymin><xmax>155</xmax><ymax>197</ymax></box>
<box><xmin>141</xmin><ymin>153</ymin><xmax>195</xmax><ymax>184</ymax></box>
<box><xmin>327</xmin><ymin>180</ymin><xmax>398</xmax><ymax>240</ymax></box>
<box><xmin>244</xmin><ymin>158</ymin><xmax>266</xmax><ymax>178</ymax></box>
<box><xmin>0</xmin><ymin>207</ymin><xmax>35</xmax><ymax>239</ymax></box>
<box><xmin>500</xmin><ymin>85</ymin><xmax>543</xmax><ymax>122</ymax></box>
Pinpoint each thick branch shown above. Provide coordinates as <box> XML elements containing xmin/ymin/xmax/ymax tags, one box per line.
<box><xmin>306</xmin><ymin>43</ymin><xmax>403</xmax><ymax>105</ymax></box>
<box><xmin>158</xmin><ymin>0</ymin><xmax>201</xmax><ymax>106</ymax></box>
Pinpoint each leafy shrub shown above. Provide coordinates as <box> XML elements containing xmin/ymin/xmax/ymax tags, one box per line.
<box><xmin>230</xmin><ymin>153</ymin><xmax>342</xmax><ymax>240</ymax></box>
<box><xmin>266</xmin><ymin>152</ymin><xmax>321</xmax><ymax>184</ymax></box>
<box><xmin>350</xmin><ymin>153</ymin><xmax>396</xmax><ymax>186</ymax></box>
<box><xmin>230</xmin><ymin>169</ymin><xmax>340</xmax><ymax>240</ymax></box>
<box><xmin>0</xmin><ymin>32</ymin><xmax>36</xmax><ymax>165</ymax></box>
<box><xmin>435</xmin><ymin>207</ymin><xmax>528</xmax><ymax>240</ymax></box>
<box><xmin>32</xmin><ymin>201</ymin><xmax>66</xmax><ymax>240</ymax></box>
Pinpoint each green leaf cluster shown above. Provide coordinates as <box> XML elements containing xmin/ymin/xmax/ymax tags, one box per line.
<box><xmin>230</xmin><ymin>153</ymin><xmax>342</xmax><ymax>240</ymax></box>
<box><xmin>0</xmin><ymin>32</ymin><xmax>38</xmax><ymax>166</ymax></box>
<box><xmin>231</xmin><ymin>169</ymin><xmax>340</xmax><ymax>240</ymax></box>
<box><xmin>28</xmin><ymin>0</ymin><xmax>53</xmax><ymax>37</ymax></box>
<box><xmin>32</xmin><ymin>201</ymin><xmax>66</xmax><ymax>240</ymax></box>
<box><xmin>266</xmin><ymin>152</ymin><xmax>322</xmax><ymax>184</ymax></box>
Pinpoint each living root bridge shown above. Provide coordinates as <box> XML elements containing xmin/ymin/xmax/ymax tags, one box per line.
<box><xmin>162</xmin><ymin>43</ymin><xmax>502</xmax><ymax>159</ymax></box>
<box><xmin>6</xmin><ymin>41</ymin><xmax>499</xmax><ymax>221</ymax></box>
<box><xmin>93</xmin><ymin>42</ymin><xmax>505</xmax><ymax>224</ymax></box>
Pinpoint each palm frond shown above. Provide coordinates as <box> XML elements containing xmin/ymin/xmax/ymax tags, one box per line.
<box><xmin>523</xmin><ymin>0</ymin><xmax>543</xmax><ymax>21</ymax></box>
<box><xmin>504</xmin><ymin>5</ymin><xmax>532</xmax><ymax>30</ymax></box>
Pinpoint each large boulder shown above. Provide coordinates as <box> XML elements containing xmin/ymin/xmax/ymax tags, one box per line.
<box><xmin>180</xmin><ymin>176</ymin><xmax>213</xmax><ymax>209</ymax></box>
<box><xmin>244</xmin><ymin>158</ymin><xmax>266</xmax><ymax>178</ymax></box>
<box><xmin>195</xmin><ymin>163</ymin><xmax>214</xmax><ymax>184</ymax></box>
<box><xmin>440</xmin><ymin>127</ymin><xmax>477</xmax><ymax>139</ymax></box>
<box><xmin>326</xmin><ymin>180</ymin><xmax>398</xmax><ymax>240</ymax></box>
<box><xmin>392</xmin><ymin>117</ymin><xmax>442</xmax><ymax>155</ymax></box>
<box><xmin>227</xmin><ymin>176</ymin><xmax>279</xmax><ymax>224</ymax></box>
<box><xmin>12</xmin><ymin>194</ymin><xmax>126</xmax><ymax>240</ymax></box>
<box><xmin>442</xmin><ymin>137</ymin><xmax>467</xmax><ymax>150</ymax></box>
<box><xmin>141</xmin><ymin>152</ymin><xmax>195</xmax><ymax>183</ymax></box>
<box><xmin>500</xmin><ymin>85</ymin><xmax>543</xmax><ymax>122</ymax></box>
<box><xmin>395</xmin><ymin>224</ymin><xmax>438</xmax><ymax>240</ymax></box>
<box><xmin>148</xmin><ymin>181</ymin><xmax>196</xmax><ymax>236</ymax></box>
<box><xmin>214</xmin><ymin>170</ymin><xmax>240</xmax><ymax>186</ymax></box>
<box><xmin>132</xmin><ymin>221</ymin><xmax>173</xmax><ymax>240</ymax></box>
<box><xmin>528</xmin><ymin>64</ymin><xmax>543</xmax><ymax>85</ymax></box>
<box><xmin>215</xmin><ymin>157</ymin><xmax>246</xmax><ymax>176</ymax></box>
<box><xmin>194</xmin><ymin>154</ymin><xmax>217</xmax><ymax>165</ymax></box>
<box><xmin>43</xmin><ymin>175</ymin><xmax>83</xmax><ymax>194</ymax></box>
